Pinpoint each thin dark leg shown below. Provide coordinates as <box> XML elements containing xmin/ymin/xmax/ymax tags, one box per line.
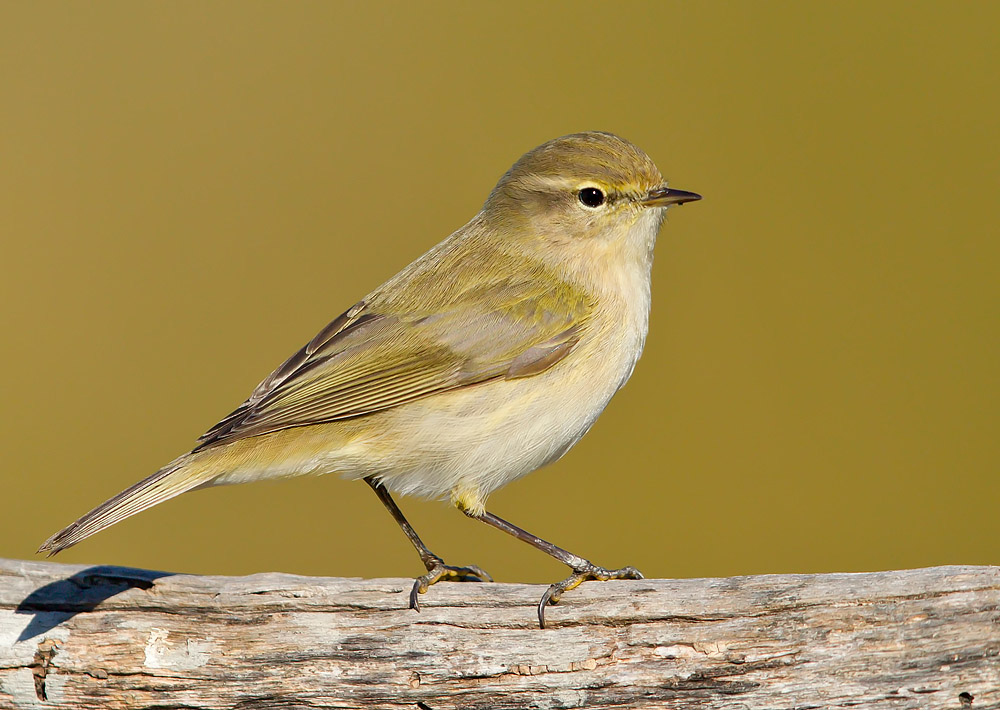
<box><xmin>463</xmin><ymin>508</ymin><xmax>643</xmax><ymax>629</ymax></box>
<box><xmin>365</xmin><ymin>477</ymin><xmax>439</xmax><ymax>569</ymax></box>
<box><xmin>364</xmin><ymin>477</ymin><xmax>491</xmax><ymax>610</ymax></box>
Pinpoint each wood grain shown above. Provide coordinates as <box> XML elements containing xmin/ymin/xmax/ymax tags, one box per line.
<box><xmin>1</xmin><ymin>559</ymin><xmax>997</xmax><ymax>709</ymax></box>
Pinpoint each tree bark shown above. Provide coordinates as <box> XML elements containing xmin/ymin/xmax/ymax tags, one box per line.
<box><xmin>0</xmin><ymin>558</ymin><xmax>997</xmax><ymax>709</ymax></box>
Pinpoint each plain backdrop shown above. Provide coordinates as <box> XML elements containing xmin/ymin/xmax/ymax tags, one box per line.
<box><xmin>2</xmin><ymin>2</ymin><xmax>997</xmax><ymax>584</ymax></box>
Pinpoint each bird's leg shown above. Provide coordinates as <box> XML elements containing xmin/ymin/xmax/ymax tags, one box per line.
<box><xmin>461</xmin><ymin>507</ymin><xmax>642</xmax><ymax>628</ymax></box>
<box><xmin>364</xmin><ymin>478</ymin><xmax>492</xmax><ymax>611</ymax></box>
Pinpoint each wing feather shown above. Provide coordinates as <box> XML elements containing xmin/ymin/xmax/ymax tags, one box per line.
<box><xmin>196</xmin><ymin>261</ymin><xmax>592</xmax><ymax>450</ymax></box>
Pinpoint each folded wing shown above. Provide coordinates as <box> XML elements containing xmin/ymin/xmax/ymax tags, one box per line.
<box><xmin>197</xmin><ymin>273</ymin><xmax>591</xmax><ymax>449</ymax></box>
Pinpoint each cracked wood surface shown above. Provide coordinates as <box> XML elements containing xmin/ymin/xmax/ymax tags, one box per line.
<box><xmin>0</xmin><ymin>559</ymin><xmax>998</xmax><ymax>709</ymax></box>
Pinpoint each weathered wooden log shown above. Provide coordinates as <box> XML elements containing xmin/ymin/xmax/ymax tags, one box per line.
<box><xmin>0</xmin><ymin>558</ymin><xmax>997</xmax><ymax>709</ymax></box>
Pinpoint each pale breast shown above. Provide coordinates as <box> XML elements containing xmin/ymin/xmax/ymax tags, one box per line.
<box><xmin>349</xmin><ymin>273</ymin><xmax>651</xmax><ymax>510</ymax></box>
<box><xmin>332</xmin><ymin>211</ymin><xmax>660</xmax><ymax>508</ymax></box>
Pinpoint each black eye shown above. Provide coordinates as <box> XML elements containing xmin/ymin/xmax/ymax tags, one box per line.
<box><xmin>578</xmin><ymin>187</ymin><xmax>606</xmax><ymax>208</ymax></box>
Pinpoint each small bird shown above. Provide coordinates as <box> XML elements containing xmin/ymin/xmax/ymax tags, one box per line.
<box><xmin>39</xmin><ymin>132</ymin><xmax>700</xmax><ymax>627</ymax></box>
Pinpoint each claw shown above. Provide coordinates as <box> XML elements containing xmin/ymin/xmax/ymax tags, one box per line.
<box><xmin>408</xmin><ymin>561</ymin><xmax>493</xmax><ymax>612</ymax></box>
<box><xmin>537</xmin><ymin>563</ymin><xmax>643</xmax><ymax>628</ymax></box>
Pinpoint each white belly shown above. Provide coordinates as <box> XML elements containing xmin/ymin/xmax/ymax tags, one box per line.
<box><xmin>340</xmin><ymin>302</ymin><xmax>647</xmax><ymax>511</ymax></box>
<box><xmin>337</xmin><ymin>215</ymin><xmax>660</xmax><ymax>510</ymax></box>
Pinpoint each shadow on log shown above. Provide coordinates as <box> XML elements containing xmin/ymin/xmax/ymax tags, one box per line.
<box><xmin>1</xmin><ymin>559</ymin><xmax>997</xmax><ymax>709</ymax></box>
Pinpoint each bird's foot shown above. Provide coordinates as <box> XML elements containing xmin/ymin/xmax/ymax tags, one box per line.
<box><xmin>538</xmin><ymin>562</ymin><xmax>643</xmax><ymax>628</ymax></box>
<box><xmin>409</xmin><ymin>558</ymin><xmax>493</xmax><ymax>611</ymax></box>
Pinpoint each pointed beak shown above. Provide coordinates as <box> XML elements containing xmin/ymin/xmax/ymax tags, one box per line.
<box><xmin>641</xmin><ymin>185</ymin><xmax>702</xmax><ymax>207</ymax></box>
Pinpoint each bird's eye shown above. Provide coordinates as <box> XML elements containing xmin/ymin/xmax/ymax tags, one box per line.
<box><xmin>578</xmin><ymin>187</ymin><xmax>606</xmax><ymax>208</ymax></box>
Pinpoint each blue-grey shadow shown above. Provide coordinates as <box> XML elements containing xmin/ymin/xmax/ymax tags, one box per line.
<box><xmin>16</xmin><ymin>565</ymin><xmax>174</xmax><ymax>642</ymax></box>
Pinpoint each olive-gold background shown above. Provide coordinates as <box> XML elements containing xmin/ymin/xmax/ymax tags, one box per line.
<box><xmin>2</xmin><ymin>2</ymin><xmax>997</xmax><ymax>584</ymax></box>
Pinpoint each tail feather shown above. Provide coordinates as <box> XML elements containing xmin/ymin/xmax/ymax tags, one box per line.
<box><xmin>38</xmin><ymin>455</ymin><xmax>211</xmax><ymax>556</ymax></box>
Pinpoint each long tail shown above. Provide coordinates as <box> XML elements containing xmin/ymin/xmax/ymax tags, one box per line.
<box><xmin>38</xmin><ymin>453</ymin><xmax>214</xmax><ymax>556</ymax></box>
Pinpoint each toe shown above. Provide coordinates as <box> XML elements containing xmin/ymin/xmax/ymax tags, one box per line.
<box><xmin>465</xmin><ymin>564</ymin><xmax>493</xmax><ymax>583</ymax></box>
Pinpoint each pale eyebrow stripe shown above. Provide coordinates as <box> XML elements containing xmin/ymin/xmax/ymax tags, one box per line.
<box><xmin>511</xmin><ymin>173</ymin><xmax>644</xmax><ymax>201</ymax></box>
<box><xmin>514</xmin><ymin>174</ymin><xmax>585</xmax><ymax>192</ymax></box>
